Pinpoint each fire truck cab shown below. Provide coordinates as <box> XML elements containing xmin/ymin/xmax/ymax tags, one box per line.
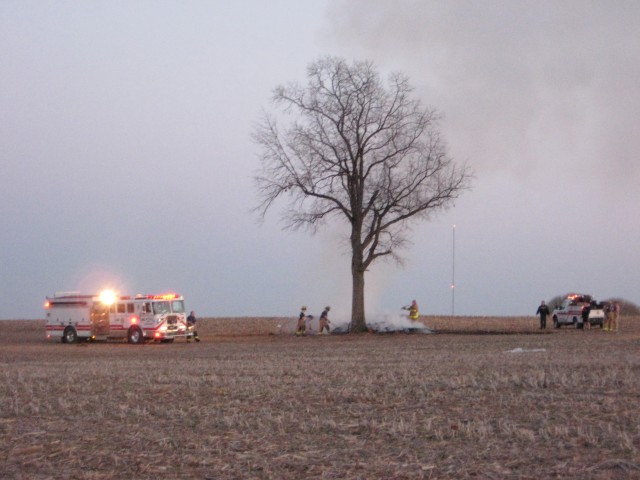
<box><xmin>45</xmin><ymin>291</ymin><xmax>189</xmax><ymax>344</ymax></box>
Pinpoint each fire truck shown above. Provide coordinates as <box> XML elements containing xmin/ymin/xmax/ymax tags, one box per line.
<box><xmin>45</xmin><ymin>291</ymin><xmax>190</xmax><ymax>343</ymax></box>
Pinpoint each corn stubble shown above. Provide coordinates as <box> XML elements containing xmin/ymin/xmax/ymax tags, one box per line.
<box><xmin>1</xmin><ymin>317</ymin><xmax>639</xmax><ymax>479</ymax></box>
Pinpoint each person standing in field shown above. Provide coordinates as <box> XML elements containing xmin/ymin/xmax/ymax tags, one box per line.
<box><xmin>187</xmin><ymin>311</ymin><xmax>200</xmax><ymax>342</ymax></box>
<box><xmin>611</xmin><ymin>301</ymin><xmax>620</xmax><ymax>332</ymax></box>
<box><xmin>581</xmin><ymin>303</ymin><xmax>591</xmax><ymax>330</ymax></box>
<box><xmin>296</xmin><ymin>306</ymin><xmax>308</xmax><ymax>336</ymax></box>
<box><xmin>403</xmin><ymin>300</ymin><xmax>420</xmax><ymax>320</ymax></box>
<box><xmin>318</xmin><ymin>306</ymin><xmax>331</xmax><ymax>334</ymax></box>
<box><xmin>536</xmin><ymin>301</ymin><xmax>550</xmax><ymax>329</ymax></box>
<box><xmin>604</xmin><ymin>302</ymin><xmax>615</xmax><ymax>331</ymax></box>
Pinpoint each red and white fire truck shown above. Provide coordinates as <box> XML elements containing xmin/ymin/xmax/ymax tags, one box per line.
<box><xmin>45</xmin><ymin>291</ymin><xmax>190</xmax><ymax>344</ymax></box>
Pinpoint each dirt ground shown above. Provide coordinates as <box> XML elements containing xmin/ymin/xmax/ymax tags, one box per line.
<box><xmin>1</xmin><ymin>317</ymin><xmax>639</xmax><ymax>479</ymax></box>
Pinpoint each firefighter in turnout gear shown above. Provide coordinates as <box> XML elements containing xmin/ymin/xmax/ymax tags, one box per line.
<box><xmin>318</xmin><ymin>306</ymin><xmax>331</xmax><ymax>334</ymax></box>
<box><xmin>403</xmin><ymin>300</ymin><xmax>420</xmax><ymax>320</ymax></box>
<box><xmin>187</xmin><ymin>311</ymin><xmax>200</xmax><ymax>342</ymax></box>
<box><xmin>296</xmin><ymin>306</ymin><xmax>309</xmax><ymax>336</ymax></box>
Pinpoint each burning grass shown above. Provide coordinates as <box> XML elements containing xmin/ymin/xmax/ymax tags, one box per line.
<box><xmin>1</xmin><ymin>317</ymin><xmax>639</xmax><ymax>479</ymax></box>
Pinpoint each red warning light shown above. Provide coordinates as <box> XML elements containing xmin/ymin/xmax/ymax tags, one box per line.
<box><xmin>152</xmin><ymin>293</ymin><xmax>178</xmax><ymax>300</ymax></box>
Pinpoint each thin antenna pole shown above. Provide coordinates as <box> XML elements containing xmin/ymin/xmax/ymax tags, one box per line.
<box><xmin>451</xmin><ymin>224</ymin><xmax>456</xmax><ymax>316</ymax></box>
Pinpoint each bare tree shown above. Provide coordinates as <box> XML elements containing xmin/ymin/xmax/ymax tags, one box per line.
<box><xmin>253</xmin><ymin>57</ymin><xmax>472</xmax><ymax>332</ymax></box>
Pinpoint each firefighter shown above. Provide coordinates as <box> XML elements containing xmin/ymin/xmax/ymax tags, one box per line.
<box><xmin>318</xmin><ymin>306</ymin><xmax>331</xmax><ymax>334</ymax></box>
<box><xmin>603</xmin><ymin>302</ymin><xmax>616</xmax><ymax>331</ymax></box>
<box><xmin>296</xmin><ymin>306</ymin><xmax>308</xmax><ymax>336</ymax></box>
<box><xmin>187</xmin><ymin>311</ymin><xmax>200</xmax><ymax>342</ymax></box>
<box><xmin>402</xmin><ymin>300</ymin><xmax>420</xmax><ymax>320</ymax></box>
<box><xmin>607</xmin><ymin>301</ymin><xmax>619</xmax><ymax>332</ymax></box>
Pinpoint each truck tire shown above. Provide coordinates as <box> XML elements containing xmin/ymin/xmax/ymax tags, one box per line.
<box><xmin>127</xmin><ymin>326</ymin><xmax>145</xmax><ymax>345</ymax></box>
<box><xmin>553</xmin><ymin>317</ymin><xmax>559</xmax><ymax>329</ymax></box>
<box><xmin>62</xmin><ymin>326</ymin><xmax>78</xmax><ymax>344</ymax></box>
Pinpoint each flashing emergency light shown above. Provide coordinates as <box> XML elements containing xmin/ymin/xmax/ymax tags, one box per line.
<box><xmin>153</xmin><ymin>293</ymin><xmax>178</xmax><ymax>300</ymax></box>
<box><xmin>133</xmin><ymin>293</ymin><xmax>179</xmax><ymax>300</ymax></box>
<box><xmin>44</xmin><ymin>301</ymin><xmax>51</xmax><ymax>309</ymax></box>
<box><xmin>98</xmin><ymin>289</ymin><xmax>117</xmax><ymax>305</ymax></box>
<box><xmin>131</xmin><ymin>317</ymin><xmax>138</xmax><ymax>324</ymax></box>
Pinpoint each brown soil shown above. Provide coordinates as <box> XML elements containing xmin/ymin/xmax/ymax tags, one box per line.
<box><xmin>1</xmin><ymin>317</ymin><xmax>639</xmax><ymax>479</ymax></box>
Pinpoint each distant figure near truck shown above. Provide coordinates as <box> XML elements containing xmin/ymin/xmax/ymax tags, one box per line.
<box><xmin>536</xmin><ymin>301</ymin><xmax>550</xmax><ymax>329</ymax></box>
<box><xmin>603</xmin><ymin>301</ymin><xmax>619</xmax><ymax>332</ymax></box>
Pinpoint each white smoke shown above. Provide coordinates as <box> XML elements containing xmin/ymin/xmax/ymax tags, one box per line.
<box><xmin>331</xmin><ymin>311</ymin><xmax>433</xmax><ymax>333</ymax></box>
<box><xmin>327</xmin><ymin>0</ymin><xmax>640</xmax><ymax>185</ymax></box>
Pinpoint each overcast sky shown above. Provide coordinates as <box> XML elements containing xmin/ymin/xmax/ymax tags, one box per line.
<box><xmin>2</xmin><ymin>1</ymin><xmax>638</xmax><ymax>320</ymax></box>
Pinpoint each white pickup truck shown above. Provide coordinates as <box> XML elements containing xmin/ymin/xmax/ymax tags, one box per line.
<box><xmin>552</xmin><ymin>294</ymin><xmax>604</xmax><ymax>328</ymax></box>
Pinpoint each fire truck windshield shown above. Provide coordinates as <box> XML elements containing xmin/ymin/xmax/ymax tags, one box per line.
<box><xmin>171</xmin><ymin>300</ymin><xmax>185</xmax><ymax>313</ymax></box>
<box><xmin>152</xmin><ymin>301</ymin><xmax>170</xmax><ymax>315</ymax></box>
<box><xmin>152</xmin><ymin>300</ymin><xmax>185</xmax><ymax>315</ymax></box>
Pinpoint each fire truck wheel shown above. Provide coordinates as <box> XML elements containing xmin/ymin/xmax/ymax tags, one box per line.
<box><xmin>62</xmin><ymin>326</ymin><xmax>78</xmax><ymax>344</ymax></box>
<box><xmin>127</xmin><ymin>326</ymin><xmax>145</xmax><ymax>345</ymax></box>
<box><xmin>553</xmin><ymin>317</ymin><xmax>559</xmax><ymax>329</ymax></box>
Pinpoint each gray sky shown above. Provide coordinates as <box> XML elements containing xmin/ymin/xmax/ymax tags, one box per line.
<box><xmin>2</xmin><ymin>1</ymin><xmax>638</xmax><ymax>320</ymax></box>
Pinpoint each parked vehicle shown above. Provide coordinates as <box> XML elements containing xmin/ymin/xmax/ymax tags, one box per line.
<box><xmin>552</xmin><ymin>293</ymin><xmax>604</xmax><ymax>328</ymax></box>
<box><xmin>45</xmin><ymin>290</ymin><xmax>189</xmax><ymax>343</ymax></box>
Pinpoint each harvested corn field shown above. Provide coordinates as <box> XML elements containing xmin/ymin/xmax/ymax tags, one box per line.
<box><xmin>1</xmin><ymin>317</ymin><xmax>639</xmax><ymax>479</ymax></box>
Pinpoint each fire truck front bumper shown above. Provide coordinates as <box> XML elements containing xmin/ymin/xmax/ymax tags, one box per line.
<box><xmin>154</xmin><ymin>326</ymin><xmax>189</xmax><ymax>340</ymax></box>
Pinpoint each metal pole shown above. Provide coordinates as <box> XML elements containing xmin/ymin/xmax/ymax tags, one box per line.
<box><xmin>451</xmin><ymin>224</ymin><xmax>456</xmax><ymax>316</ymax></box>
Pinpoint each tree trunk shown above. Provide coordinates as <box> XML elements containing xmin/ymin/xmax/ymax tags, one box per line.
<box><xmin>350</xmin><ymin>240</ymin><xmax>367</xmax><ymax>332</ymax></box>
<box><xmin>351</xmin><ymin>268</ymin><xmax>366</xmax><ymax>332</ymax></box>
